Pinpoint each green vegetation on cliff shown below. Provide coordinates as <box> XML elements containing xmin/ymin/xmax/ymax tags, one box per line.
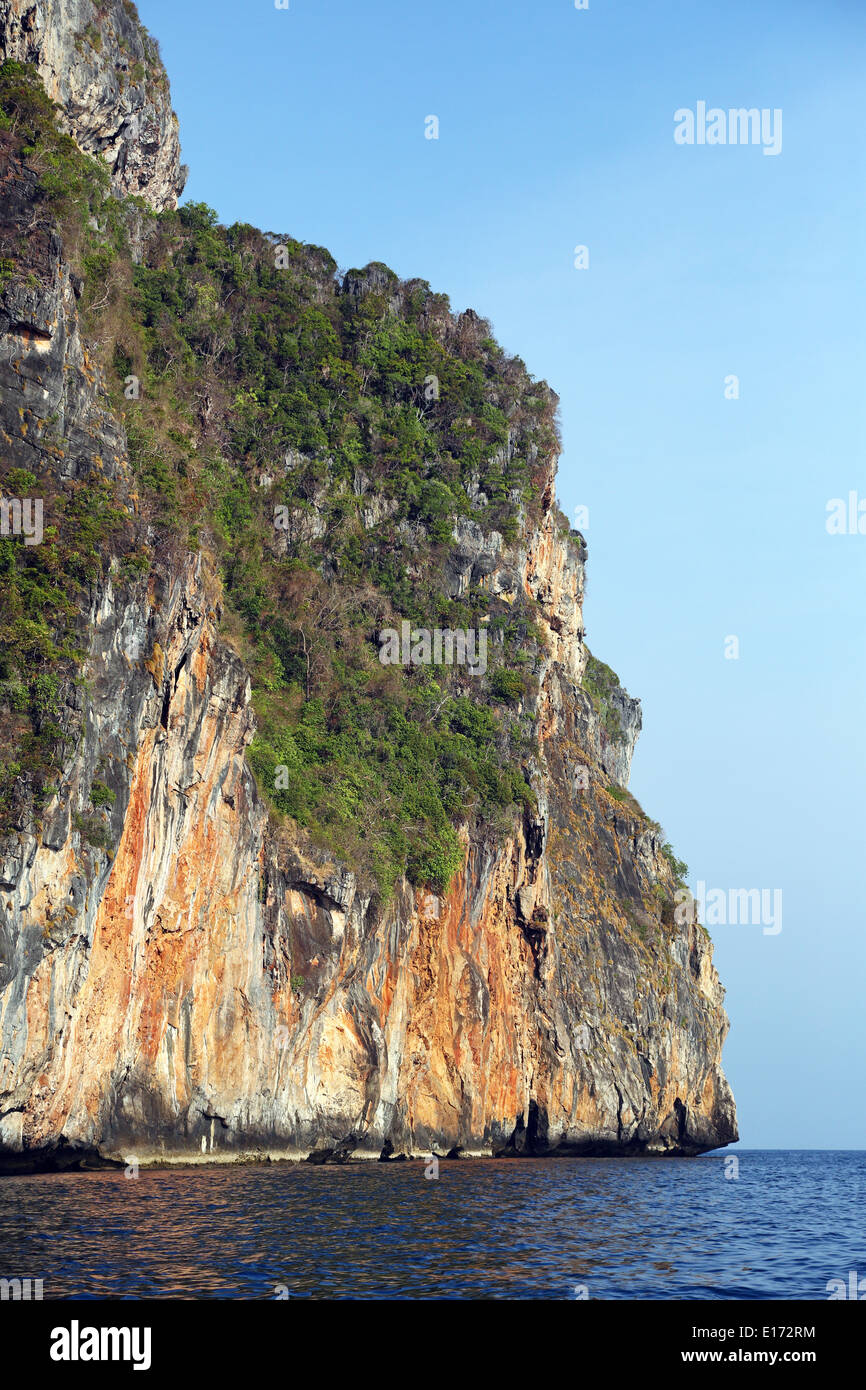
<box><xmin>0</xmin><ymin>62</ymin><xmax>554</xmax><ymax>890</ymax></box>
<box><xmin>583</xmin><ymin>652</ymin><xmax>627</xmax><ymax>745</ymax></box>
<box><xmin>0</xmin><ymin>62</ymin><xmax>142</xmax><ymax>828</ymax></box>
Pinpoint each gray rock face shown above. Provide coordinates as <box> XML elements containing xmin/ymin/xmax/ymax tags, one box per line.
<box><xmin>445</xmin><ymin>516</ymin><xmax>503</xmax><ymax>597</ymax></box>
<box><xmin>0</xmin><ymin>0</ymin><xmax>186</xmax><ymax>211</ymax></box>
<box><xmin>576</xmin><ymin>678</ymin><xmax>643</xmax><ymax>788</ymax></box>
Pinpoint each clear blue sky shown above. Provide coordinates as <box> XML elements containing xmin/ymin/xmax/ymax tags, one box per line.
<box><xmin>137</xmin><ymin>0</ymin><xmax>866</xmax><ymax>1149</ymax></box>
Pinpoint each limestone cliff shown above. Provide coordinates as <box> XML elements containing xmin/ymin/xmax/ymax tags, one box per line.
<box><xmin>0</xmin><ymin>12</ymin><xmax>736</xmax><ymax>1170</ymax></box>
<box><xmin>0</xmin><ymin>0</ymin><xmax>185</xmax><ymax>211</ymax></box>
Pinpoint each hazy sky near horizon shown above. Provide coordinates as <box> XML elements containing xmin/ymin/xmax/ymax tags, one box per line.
<box><xmin>137</xmin><ymin>0</ymin><xmax>866</xmax><ymax>1149</ymax></box>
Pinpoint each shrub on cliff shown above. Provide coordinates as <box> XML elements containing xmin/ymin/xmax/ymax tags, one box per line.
<box><xmin>583</xmin><ymin>652</ymin><xmax>627</xmax><ymax>745</ymax></box>
<box><xmin>0</xmin><ymin>65</ymin><xmax>551</xmax><ymax>887</ymax></box>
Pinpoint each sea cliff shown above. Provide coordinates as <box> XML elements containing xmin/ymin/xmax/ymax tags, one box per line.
<box><xmin>0</xmin><ymin>1</ymin><xmax>736</xmax><ymax>1169</ymax></box>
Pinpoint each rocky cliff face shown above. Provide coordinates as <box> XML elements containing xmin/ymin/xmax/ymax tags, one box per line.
<box><xmin>0</xmin><ymin>0</ymin><xmax>185</xmax><ymax>210</ymax></box>
<box><xmin>0</xmin><ymin>13</ymin><xmax>736</xmax><ymax>1170</ymax></box>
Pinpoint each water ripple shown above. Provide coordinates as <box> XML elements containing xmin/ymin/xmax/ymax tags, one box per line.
<box><xmin>0</xmin><ymin>1151</ymin><xmax>862</xmax><ymax>1300</ymax></box>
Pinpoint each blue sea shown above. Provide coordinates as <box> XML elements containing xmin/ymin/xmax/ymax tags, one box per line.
<box><xmin>0</xmin><ymin>1150</ymin><xmax>862</xmax><ymax>1300</ymax></box>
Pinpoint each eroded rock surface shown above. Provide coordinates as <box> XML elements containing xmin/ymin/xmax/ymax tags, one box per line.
<box><xmin>0</xmin><ymin>0</ymin><xmax>186</xmax><ymax>210</ymax></box>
